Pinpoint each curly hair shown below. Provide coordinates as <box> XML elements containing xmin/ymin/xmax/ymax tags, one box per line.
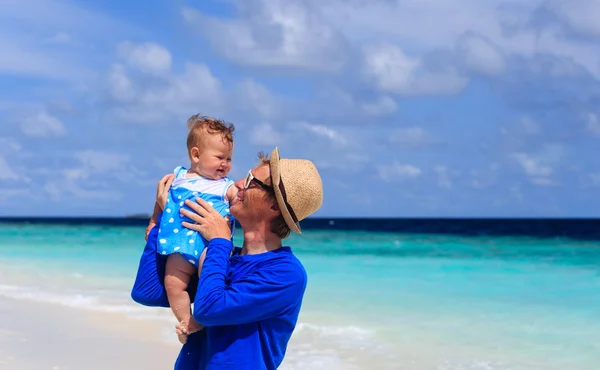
<box><xmin>186</xmin><ymin>114</ymin><xmax>235</xmax><ymax>151</ymax></box>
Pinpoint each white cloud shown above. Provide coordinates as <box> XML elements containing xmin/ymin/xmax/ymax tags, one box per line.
<box><xmin>543</xmin><ymin>0</ymin><xmax>600</xmax><ymax>39</ymax></box>
<box><xmin>73</xmin><ymin>150</ymin><xmax>131</xmax><ymax>177</ymax></box>
<box><xmin>233</xmin><ymin>80</ymin><xmax>280</xmax><ymax>119</ymax></box>
<box><xmin>531</xmin><ymin>177</ymin><xmax>555</xmax><ymax>186</ymax></box>
<box><xmin>106</xmin><ymin>52</ymin><xmax>223</xmax><ymax>124</ymax></box>
<box><xmin>469</xmin><ymin>163</ymin><xmax>500</xmax><ymax>189</ymax></box>
<box><xmin>48</xmin><ymin>32</ymin><xmax>71</xmax><ymax>44</ymax></box>
<box><xmin>0</xmin><ymin>188</ymin><xmax>32</xmax><ymax>203</ymax></box>
<box><xmin>247</xmin><ymin>121</ymin><xmax>369</xmax><ymax>173</ymax></box>
<box><xmin>520</xmin><ymin>117</ymin><xmax>541</xmax><ymax>135</ymax></box>
<box><xmin>0</xmin><ymin>0</ymin><xmax>137</xmax><ymax>37</ymax></box>
<box><xmin>324</xmin><ymin>0</ymin><xmax>600</xmax><ymax>76</ymax></box>
<box><xmin>318</xmin><ymin>0</ymin><xmax>502</xmax><ymax>51</ymax></box>
<box><xmin>182</xmin><ymin>0</ymin><xmax>600</xmax><ymax>83</ymax></box>
<box><xmin>310</xmin><ymin>151</ymin><xmax>369</xmax><ymax>173</ymax></box>
<box><xmin>434</xmin><ymin>165</ymin><xmax>453</xmax><ymax>189</ymax></box>
<box><xmin>182</xmin><ymin>0</ymin><xmax>348</xmax><ymax>72</ymax></box>
<box><xmin>511</xmin><ymin>144</ymin><xmax>564</xmax><ymax>185</ymax></box>
<box><xmin>0</xmin><ymin>37</ymin><xmax>86</xmax><ymax>80</ymax></box>
<box><xmin>584</xmin><ymin>113</ymin><xmax>600</xmax><ymax>135</ymax></box>
<box><xmin>44</xmin><ymin>180</ymin><xmax>123</xmax><ymax>202</ymax></box>
<box><xmin>0</xmin><ymin>155</ymin><xmax>19</xmax><ymax>181</ymax></box>
<box><xmin>0</xmin><ymin>0</ymin><xmax>139</xmax><ymax>80</ymax></box>
<box><xmin>250</xmin><ymin>122</ymin><xmax>286</xmax><ymax>146</ymax></box>
<box><xmin>250</xmin><ymin>121</ymin><xmax>349</xmax><ymax>148</ymax></box>
<box><xmin>117</xmin><ymin>42</ymin><xmax>172</xmax><ymax>74</ymax></box>
<box><xmin>295</xmin><ymin>122</ymin><xmax>347</xmax><ymax>147</ymax></box>
<box><xmin>0</xmin><ymin>138</ymin><xmax>21</xmax><ymax>152</ymax></box>
<box><xmin>390</xmin><ymin>127</ymin><xmax>440</xmax><ymax>148</ymax></box>
<box><xmin>20</xmin><ymin>111</ymin><xmax>66</xmax><ymax>137</ymax></box>
<box><xmin>108</xmin><ymin>64</ymin><xmax>136</xmax><ymax>102</ymax></box>
<box><xmin>42</xmin><ymin>149</ymin><xmax>144</xmax><ymax>202</ymax></box>
<box><xmin>363</xmin><ymin>43</ymin><xmax>468</xmax><ymax>96</ymax></box>
<box><xmin>512</xmin><ymin>153</ymin><xmax>553</xmax><ymax>177</ymax></box>
<box><xmin>361</xmin><ymin>96</ymin><xmax>398</xmax><ymax>117</ymax></box>
<box><xmin>378</xmin><ymin>163</ymin><xmax>422</xmax><ymax>181</ymax></box>
<box><xmin>457</xmin><ymin>33</ymin><xmax>506</xmax><ymax>76</ymax></box>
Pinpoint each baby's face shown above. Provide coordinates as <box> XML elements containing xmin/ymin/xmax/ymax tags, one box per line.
<box><xmin>194</xmin><ymin>134</ymin><xmax>233</xmax><ymax>180</ymax></box>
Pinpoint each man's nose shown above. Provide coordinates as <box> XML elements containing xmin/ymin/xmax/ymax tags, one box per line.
<box><xmin>234</xmin><ymin>178</ymin><xmax>244</xmax><ymax>190</ymax></box>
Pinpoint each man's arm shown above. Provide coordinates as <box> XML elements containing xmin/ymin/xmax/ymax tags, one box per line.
<box><xmin>192</xmin><ymin>238</ymin><xmax>306</xmax><ymax>327</ymax></box>
<box><xmin>130</xmin><ymin>212</ymin><xmax>170</xmax><ymax>307</ymax></box>
<box><xmin>145</xmin><ymin>203</ymin><xmax>161</xmax><ymax>241</ymax></box>
<box><xmin>130</xmin><ymin>212</ymin><xmax>199</xmax><ymax>307</ymax></box>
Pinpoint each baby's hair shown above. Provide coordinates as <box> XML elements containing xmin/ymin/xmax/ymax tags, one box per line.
<box><xmin>186</xmin><ymin>114</ymin><xmax>235</xmax><ymax>151</ymax></box>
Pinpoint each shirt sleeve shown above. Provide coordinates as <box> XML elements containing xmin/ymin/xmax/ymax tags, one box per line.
<box><xmin>193</xmin><ymin>238</ymin><xmax>306</xmax><ymax>327</ymax></box>
<box><xmin>130</xmin><ymin>213</ymin><xmax>198</xmax><ymax>307</ymax></box>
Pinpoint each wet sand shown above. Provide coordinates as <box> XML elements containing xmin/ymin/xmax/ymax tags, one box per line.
<box><xmin>0</xmin><ymin>296</ymin><xmax>180</xmax><ymax>370</ymax></box>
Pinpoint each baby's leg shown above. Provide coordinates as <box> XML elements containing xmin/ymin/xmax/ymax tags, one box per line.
<box><xmin>165</xmin><ymin>254</ymin><xmax>202</xmax><ymax>344</ymax></box>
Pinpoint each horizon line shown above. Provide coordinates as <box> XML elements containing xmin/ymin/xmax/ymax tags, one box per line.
<box><xmin>1</xmin><ymin>216</ymin><xmax>599</xmax><ymax>220</ymax></box>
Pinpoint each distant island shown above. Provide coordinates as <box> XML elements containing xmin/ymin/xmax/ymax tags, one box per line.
<box><xmin>125</xmin><ymin>214</ymin><xmax>152</xmax><ymax>219</ymax></box>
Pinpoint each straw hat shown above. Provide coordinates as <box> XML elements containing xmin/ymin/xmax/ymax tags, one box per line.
<box><xmin>269</xmin><ymin>147</ymin><xmax>323</xmax><ymax>233</ymax></box>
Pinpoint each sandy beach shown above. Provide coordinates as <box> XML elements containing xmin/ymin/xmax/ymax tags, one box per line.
<box><xmin>0</xmin><ymin>296</ymin><xmax>180</xmax><ymax>370</ymax></box>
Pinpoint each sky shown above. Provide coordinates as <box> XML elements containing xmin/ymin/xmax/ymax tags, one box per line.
<box><xmin>1</xmin><ymin>0</ymin><xmax>599</xmax><ymax>218</ymax></box>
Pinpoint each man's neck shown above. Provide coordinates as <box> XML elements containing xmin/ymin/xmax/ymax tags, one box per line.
<box><xmin>241</xmin><ymin>224</ymin><xmax>282</xmax><ymax>255</ymax></box>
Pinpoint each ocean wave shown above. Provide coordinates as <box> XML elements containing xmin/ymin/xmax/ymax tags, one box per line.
<box><xmin>437</xmin><ymin>360</ymin><xmax>512</xmax><ymax>370</ymax></box>
<box><xmin>0</xmin><ymin>284</ymin><xmax>171</xmax><ymax>322</ymax></box>
<box><xmin>295</xmin><ymin>322</ymin><xmax>372</xmax><ymax>337</ymax></box>
<box><xmin>0</xmin><ymin>284</ymin><xmax>537</xmax><ymax>369</ymax></box>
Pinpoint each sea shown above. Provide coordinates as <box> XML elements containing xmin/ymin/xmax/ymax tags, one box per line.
<box><xmin>0</xmin><ymin>218</ymin><xmax>599</xmax><ymax>370</ymax></box>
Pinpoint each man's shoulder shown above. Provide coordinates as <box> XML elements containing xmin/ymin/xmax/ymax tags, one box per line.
<box><xmin>233</xmin><ymin>246</ymin><xmax>306</xmax><ymax>281</ymax></box>
<box><xmin>270</xmin><ymin>247</ymin><xmax>307</xmax><ymax>284</ymax></box>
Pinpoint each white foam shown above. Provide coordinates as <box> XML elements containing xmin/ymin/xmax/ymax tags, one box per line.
<box><xmin>294</xmin><ymin>322</ymin><xmax>373</xmax><ymax>341</ymax></box>
<box><xmin>0</xmin><ymin>284</ymin><xmax>171</xmax><ymax>322</ymax></box>
<box><xmin>437</xmin><ymin>360</ymin><xmax>510</xmax><ymax>370</ymax></box>
<box><xmin>0</xmin><ymin>284</ymin><xmax>512</xmax><ymax>370</ymax></box>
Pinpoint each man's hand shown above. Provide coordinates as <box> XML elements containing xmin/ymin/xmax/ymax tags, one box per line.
<box><xmin>144</xmin><ymin>203</ymin><xmax>161</xmax><ymax>241</ymax></box>
<box><xmin>145</xmin><ymin>176</ymin><xmax>173</xmax><ymax>241</ymax></box>
<box><xmin>156</xmin><ymin>174</ymin><xmax>174</xmax><ymax>211</ymax></box>
<box><xmin>144</xmin><ymin>220</ymin><xmax>157</xmax><ymax>241</ymax></box>
<box><xmin>181</xmin><ymin>198</ymin><xmax>231</xmax><ymax>241</ymax></box>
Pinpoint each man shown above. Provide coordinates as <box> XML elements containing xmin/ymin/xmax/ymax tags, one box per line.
<box><xmin>131</xmin><ymin>147</ymin><xmax>323</xmax><ymax>369</ymax></box>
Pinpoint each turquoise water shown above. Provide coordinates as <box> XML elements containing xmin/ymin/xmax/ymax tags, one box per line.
<box><xmin>0</xmin><ymin>224</ymin><xmax>599</xmax><ymax>369</ymax></box>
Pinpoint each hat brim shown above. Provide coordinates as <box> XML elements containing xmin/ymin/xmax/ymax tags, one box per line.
<box><xmin>270</xmin><ymin>147</ymin><xmax>302</xmax><ymax>234</ymax></box>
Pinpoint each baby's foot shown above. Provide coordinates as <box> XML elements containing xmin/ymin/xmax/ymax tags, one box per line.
<box><xmin>177</xmin><ymin>316</ymin><xmax>204</xmax><ymax>338</ymax></box>
<box><xmin>187</xmin><ymin>318</ymin><xmax>204</xmax><ymax>334</ymax></box>
<box><xmin>177</xmin><ymin>330</ymin><xmax>188</xmax><ymax>344</ymax></box>
<box><xmin>175</xmin><ymin>322</ymin><xmax>188</xmax><ymax>344</ymax></box>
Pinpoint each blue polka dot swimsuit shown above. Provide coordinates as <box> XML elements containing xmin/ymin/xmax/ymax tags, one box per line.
<box><xmin>157</xmin><ymin>166</ymin><xmax>235</xmax><ymax>266</ymax></box>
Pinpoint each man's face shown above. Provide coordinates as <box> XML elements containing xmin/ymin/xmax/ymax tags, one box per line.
<box><xmin>230</xmin><ymin>164</ymin><xmax>275</xmax><ymax>222</ymax></box>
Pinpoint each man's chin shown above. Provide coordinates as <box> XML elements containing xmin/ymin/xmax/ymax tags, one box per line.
<box><xmin>229</xmin><ymin>202</ymin><xmax>240</xmax><ymax>217</ymax></box>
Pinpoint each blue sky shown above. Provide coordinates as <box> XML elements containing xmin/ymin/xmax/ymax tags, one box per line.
<box><xmin>1</xmin><ymin>0</ymin><xmax>599</xmax><ymax>218</ymax></box>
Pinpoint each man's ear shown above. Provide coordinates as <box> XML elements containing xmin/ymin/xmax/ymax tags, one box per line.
<box><xmin>270</xmin><ymin>203</ymin><xmax>280</xmax><ymax>212</ymax></box>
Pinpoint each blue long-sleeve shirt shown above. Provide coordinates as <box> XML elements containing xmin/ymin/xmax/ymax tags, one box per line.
<box><xmin>131</xmin><ymin>216</ymin><xmax>308</xmax><ymax>369</ymax></box>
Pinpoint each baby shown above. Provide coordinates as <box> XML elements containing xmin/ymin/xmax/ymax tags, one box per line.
<box><xmin>154</xmin><ymin>114</ymin><xmax>237</xmax><ymax>344</ymax></box>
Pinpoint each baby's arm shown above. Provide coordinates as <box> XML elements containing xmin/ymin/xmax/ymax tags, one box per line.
<box><xmin>225</xmin><ymin>184</ymin><xmax>238</xmax><ymax>204</ymax></box>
